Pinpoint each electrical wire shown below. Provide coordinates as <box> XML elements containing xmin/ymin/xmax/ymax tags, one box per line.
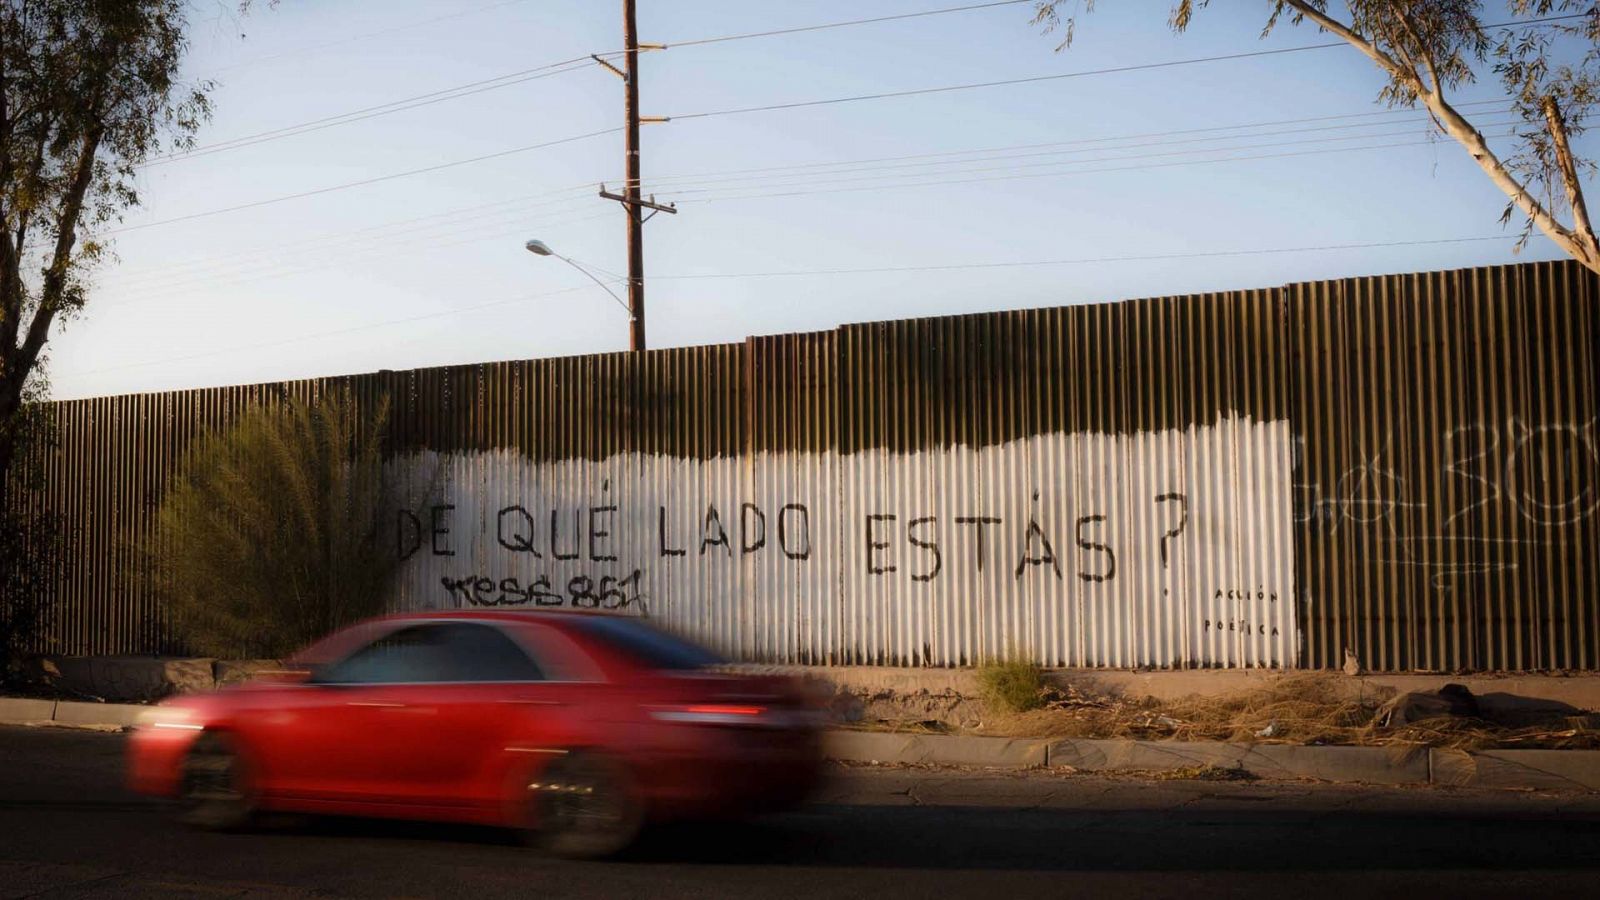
<box><xmin>669</xmin><ymin>44</ymin><xmax>1350</xmax><ymax>121</ymax></box>
<box><xmin>145</xmin><ymin>10</ymin><xmax>1584</xmax><ymax>167</ymax></box>
<box><xmin>147</xmin><ymin>1</ymin><xmax>1036</xmax><ymax>165</ymax></box>
<box><xmin>103</xmin><ymin>127</ymin><xmax>622</xmax><ymax>235</ymax></box>
<box><xmin>143</xmin><ymin>58</ymin><xmax>601</xmax><ymax>167</ymax></box>
<box><xmin>121</xmin><ymin>99</ymin><xmax>1511</xmax><ymax>285</ymax></box>
<box><xmin>102</xmin><ymin>208</ymin><xmax>617</xmax><ymax>305</ymax></box>
<box><xmin>661</xmin><ymin>0</ymin><xmax>1032</xmax><ymax>47</ymax></box>
<box><xmin>672</xmin><ymin>132</ymin><xmax>1518</xmax><ymax>204</ymax></box>
<box><xmin>106</xmin><ymin>185</ymin><xmax>603</xmax><ymax>288</ymax></box>
<box><xmin>82</xmin><ymin>233</ymin><xmax>1532</xmax><ymax>379</ymax></box>
<box><xmin>639</xmin><ymin>99</ymin><xmax>1513</xmax><ymax>188</ymax></box>
<box><xmin>79</xmin><ymin>278</ymin><xmax>629</xmax><ymax>376</ymax></box>
<box><xmin>651</xmin><ymin>236</ymin><xmax>1520</xmax><ymax>279</ymax></box>
<box><xmin>648</xmin><ymin>115</ymin><xmax>1519</xmax><ymax>196</ymax></box>
<box><xmin>667</xmin><ymin>13</ymin><xmax>1583</xmax><ymax>124</ymax></box>
<box><xmin>102</xmin><ymin>106</ymin><xmax>1521</xmax><ymax>295</ymax></box>
<box><xmin>100</xmin><ymin>125</ymin><xmax>1519</xmax><ymax>300</ymax></box>
<box><xmin>205</xmin><ymin>0</ymin><xmax>539</xmax><ymax>74</ymax></box>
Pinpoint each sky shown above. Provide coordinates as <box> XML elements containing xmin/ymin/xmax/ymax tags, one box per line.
<box><xmin>47</xmin><ymin>0</ymin><xmax>1580</xmax><ymax>400</ymax></box>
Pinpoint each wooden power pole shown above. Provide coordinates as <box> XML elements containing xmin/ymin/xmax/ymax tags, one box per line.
<box><xmin>597</xmin><ymin>0</ymin><xmax>675</xmax><ymax>352</ymax></box>
<box><xmin>621</xmin><ymin>0</ymin><xmax>645</xmax><ymax>352</ymax></box>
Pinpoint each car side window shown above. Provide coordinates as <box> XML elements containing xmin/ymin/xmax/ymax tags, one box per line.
<box><xmin>317</xmin><ymin>623</ymin><xmax>543</xmax><ymax>684</ymax></box>
<box><xmin>317</xmin><ymin>625</ymin><xmax>450</xmax><ymax>684</ymax></box>
<box><xmin>436</xmin><ymin>623</ymin><xmax>545</xmax><ymax>682</ymax></box>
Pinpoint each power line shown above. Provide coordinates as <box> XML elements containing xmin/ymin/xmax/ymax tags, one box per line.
<box><xmin>641</xmin><ymin>99</ymin><xmax>1512</xmax><ymax>187</ymax></box>
<box><xmin>141</xmin><ymin>10</ymin><xmax>1584</xmax><ymax>168</ymax></box>
<box><xmin>80</xmin><ymin>278</ymin><xmax>628</xmax><ymax>376</ymax></box>
<box><xmin>102</xmin><ymin>208</ymin><xmax>617</xmax><ymax>305</ymax></box>
<box><xmin>143</xmin><ymin>58</ymin><xmax>600</xmax><ymax>166</ymax></box>
<box><xmin>148</xmin><ymin>1</ymin><xmax>1036</xmax><ymax>165</ymax></box>
<box><xmin>668</xmin><ymin>120</ymin><xmax>1520</xmax><ymax>195</ymax></box>
<box><xmin>672</xmin><ymin>132</ymin><xmax>1518</xmax><ymax>204</ymax></box>
<box><xmin>652</xmin><ymin>237</ymin><xmax>1521</xmax><ymax>280</ymax></box>
<box><xmin>101</xmin><ymin>107</ymin><xmax>1520</xmax><ymax>294</ymax></box>
<box><xmin>669</xmin><ymin>12</ymin><xmax>1584</xmax><ymax>121</ymax></box>
<box><xmin>83</xmin><ymin>234</ymin><xmax>1531</xmax><ymax>378</ymax></box>
<box><xmin>649</xmin><ymin>115</ymin><xmax>1518</xmax><ymax>195</ymax></box>
<box><xmin>205</xmin><ymin>0</ymin><xmax>539</xmax><ymax>74</ymax></box>
<box><xmin>671</xmin><ymin>44</ymin><xmax>1350</xmax><ymax>121</ymax></box>
<box><xmin>104</xmin><ymin>13</ymin><xmax>1575</xmax><ymax>235</ymax></box>
<box><xmin>663</xmin><ymin>0</ymin><xmax>1032</xmax><ymax>47</ymax></box>
<box><xmin>104</xmin><ymin>127</ymin><xmax>621</xmax><ymax>235</ymax></box>
<box><xmin>106</xmin><ymin>184</ymin><xmax>602</xmax><ymax>288</ymax></box>
<box><xmin>132</xmin><ymin>100</ymin><xmax>1508</xmax><ymax>282</ymax></box>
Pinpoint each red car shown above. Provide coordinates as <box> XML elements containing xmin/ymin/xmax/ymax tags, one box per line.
<box><xmin>127</xmin><ymin>610</ymin><xmax>824</xmax><ymax>857</ymax></box>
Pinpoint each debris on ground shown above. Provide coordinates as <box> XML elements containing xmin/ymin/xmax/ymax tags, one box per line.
<box><xmin>959</xmin><ymin>675</ymin><xmax>1600</xmax><ymax>751</ymax></box>
<box><xmin>1151</xmin><ymin>764</ymin><xmax>1259</xmax><ymax>782</ymax></box>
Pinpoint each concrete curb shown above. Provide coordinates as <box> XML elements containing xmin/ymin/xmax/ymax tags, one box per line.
<box><xmin>824</xmin><ymin>730</ymin><xmax>1049</xmax><ymax>768</ymax></box>
<box><xmin>4</xmin><ymin>698</ymin><xmax>1598</xmax><ymax>792</ymax></box>
<box><xmin>1</xmin><ymin>698</ymin><xmax>144</xmax><ymax>729</ymax></box>
<box><xmin>827</xmin><ymin>730</ymin><xmax>1600</xmax><ymax>790</ymax></box>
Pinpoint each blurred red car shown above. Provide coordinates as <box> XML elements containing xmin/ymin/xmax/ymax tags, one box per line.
<box><xmin>127</xmin><ymin>610</ymin><xmax>824</xmax><ymax>857</ymax></box>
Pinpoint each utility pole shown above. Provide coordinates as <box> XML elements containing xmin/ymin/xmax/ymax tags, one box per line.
<box><xmin>595</xmin><ymin>0</ymin><xmax>675</xmax><ymax>352</ymax></box>
<box><xmin>621</xmin><ymin>0</ymin><xmax>645</xmax><ymax>352</ymax></box>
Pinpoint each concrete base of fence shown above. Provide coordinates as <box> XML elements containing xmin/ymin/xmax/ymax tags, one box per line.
<box><xmin>24</xmin><ymin>657</ymin><xmax>280</xmax><ymax>703</ymax></box>
<box><xmin>6</xmin><ymin>697</ymin><xmax>1599</xmax><ymax>793</ymax></box>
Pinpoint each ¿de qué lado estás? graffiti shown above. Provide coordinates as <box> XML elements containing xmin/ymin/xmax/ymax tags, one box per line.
<box><xmin>401</xmin><ymin>492</ymin><xmax>1191</xmax><ymax>607</ymax></box>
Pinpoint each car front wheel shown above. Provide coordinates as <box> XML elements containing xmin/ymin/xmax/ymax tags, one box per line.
<box><xmin>531</xmin><ymin>751</ymin><xmax>643</xmax><ymax>859</ymax></box>
<box><xmin>177</xmin><ymin>732</ymin><xmax>254</xmax><ymax>831</ymax></box>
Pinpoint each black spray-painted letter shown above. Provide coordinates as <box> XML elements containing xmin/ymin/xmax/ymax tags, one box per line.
<box><xmin>1075</xmin><ymin>514</ymin><xmax>1116</xmax><ymax>583</ymax></box>
<box><xmin>866</xmin><ymin>514</ymin><xmax>897</xmax><ymax>575</ymax></box>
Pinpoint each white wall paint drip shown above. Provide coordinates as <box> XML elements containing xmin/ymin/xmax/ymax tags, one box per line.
<box><xmin>387</xmin><ymin>413</ymin><xmax>1296</xmax><ymax>668</ymax></box>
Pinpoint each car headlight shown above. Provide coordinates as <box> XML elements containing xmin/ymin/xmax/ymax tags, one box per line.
<box><xmin>135</xmin><ymin>707</ymin><xmax>203</xmax><ymax>730</ymax></box>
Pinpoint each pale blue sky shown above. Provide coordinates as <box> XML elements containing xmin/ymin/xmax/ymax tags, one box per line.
<box><xmin>49</xmin><ymin>0</ymin><xmax>1573</xmax><ymax>400</ymax></box>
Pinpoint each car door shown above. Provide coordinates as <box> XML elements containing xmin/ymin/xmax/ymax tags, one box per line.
<box><xmin>253</xmin><ymin>624</ymin><xmax>453</xmax><ymax>805</ymax></box>
<box><xmin>384</xmin><ymin>614</ymin><xmax>566</xmax><ymax>807</ymax></box>
<box><xmin>252</xmin><ymin>620</ymin><xmax>561</xmax><ymax>813</ymax></box>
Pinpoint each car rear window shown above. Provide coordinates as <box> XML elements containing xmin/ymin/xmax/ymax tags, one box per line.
<box><xmin>572</xmin><ymin>616</ymin><xmax>726</xmax><ymax>670</ymax></box>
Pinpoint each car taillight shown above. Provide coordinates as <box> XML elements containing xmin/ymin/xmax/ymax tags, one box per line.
<box><xmin>649</xmin><ymin>704</ymin><xmax>771</xmax><ymax>726</ymax></box>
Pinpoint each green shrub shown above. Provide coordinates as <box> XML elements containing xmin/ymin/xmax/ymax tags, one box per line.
<box><xmin>978</xmin><ymin>655</ymin><xmax>1045</xmax><ymax>713</ymax></box>
<box><xmin>149</xmin><ymin>389</ymin><xmax>398</xmax><ymax>659</ymax></box>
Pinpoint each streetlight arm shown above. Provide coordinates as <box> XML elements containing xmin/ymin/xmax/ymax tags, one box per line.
<box><xmin>556</xmin><ymin>255</ymin><xmax>632</xmax><ymax>318</ymax></box>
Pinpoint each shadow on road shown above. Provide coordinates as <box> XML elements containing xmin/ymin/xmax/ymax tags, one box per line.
<box><xmin>234</xmin><ymin>802</ymin><xmax>1600</xmax><ymax>873</ymax></box>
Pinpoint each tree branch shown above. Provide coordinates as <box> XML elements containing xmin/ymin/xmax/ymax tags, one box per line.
<box><xmin>1390</xmin><ymin>4</ymin><xmax>1445</xmax><ymax>98</ymax></box>
<box><xmin>1282</xmin><ymin>0</ymin><xmax>1590</xmax><ymax>266</ymax></box>
<box><xmin>0</xmin><ymin>65</ymin><xmax>22</xmax><ymax>356</ymax></box>
<box><xmin>1542</xmin><ymin>96</ymin><xmax>1598</xmax><ymax>264</ymax></box>
<box><xmin>17</xmin><ymin>124</ymin><xmax>102</xmax><ymax>372</ymax></box>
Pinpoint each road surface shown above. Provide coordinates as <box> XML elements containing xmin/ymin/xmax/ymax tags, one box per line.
<box><xmin>3</xmin><ymin>724</ymin><xmax>1600</xmax><ymax>898</ymax></box>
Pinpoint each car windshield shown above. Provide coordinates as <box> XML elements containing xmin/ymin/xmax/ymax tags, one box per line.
<box><xmin>573</xmin><ymin>616</ymin><xmax>726</xmax><ymax>670</ymax></box>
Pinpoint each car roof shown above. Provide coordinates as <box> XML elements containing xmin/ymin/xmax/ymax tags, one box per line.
<box><xmin>287</xmin><ymin>608</ymin><xmax>630</xmax><ymax>666</ymax></box>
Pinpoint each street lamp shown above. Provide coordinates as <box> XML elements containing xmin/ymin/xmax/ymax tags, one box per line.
<box><xmin>524</xmin><ymin>239</ymin><xmax>632</xmax><ymax>319</ymax></box>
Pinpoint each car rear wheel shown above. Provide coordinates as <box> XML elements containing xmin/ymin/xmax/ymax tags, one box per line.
<box><xmin>177</xmin><ymin>732</ymin><xmax>253</xmax><ymax>831</ymax></box>
<box><xmin>531</xmin><ymin>752</ymin><xmax>643</xmax><ymax>859</ymax></box>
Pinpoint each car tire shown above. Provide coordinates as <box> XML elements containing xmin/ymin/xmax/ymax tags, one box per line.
<box><xmin>177</xmin><ymin>732</ymin><xmax>254</xmax><ymax>831</ymax></box>
<box><xmin>532</xmin><ymin>751</ymin><xmax>643</xmax><ymax>859</ymax></box>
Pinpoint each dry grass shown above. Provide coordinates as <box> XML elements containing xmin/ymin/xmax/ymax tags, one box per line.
<box><xmin>1151</xmin><ymin>765</ymin><xmax>1258</xmax><ymax>782</ymax></box>
<box><xmin>977</xmin><ymin>657</ymin><xmax>1046</xmax><ymax>713</ymax></box>
<box><xmin>975</xmin><ymin>673</ymin><xmax>1600</xmax><ymax>751</ymax></box>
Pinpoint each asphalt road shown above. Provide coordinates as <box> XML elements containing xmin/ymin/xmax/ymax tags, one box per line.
<box><xmin>4</xmin><ymin>725</ymin><xmax>1600</xmax><ymax>899</ymax></box>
